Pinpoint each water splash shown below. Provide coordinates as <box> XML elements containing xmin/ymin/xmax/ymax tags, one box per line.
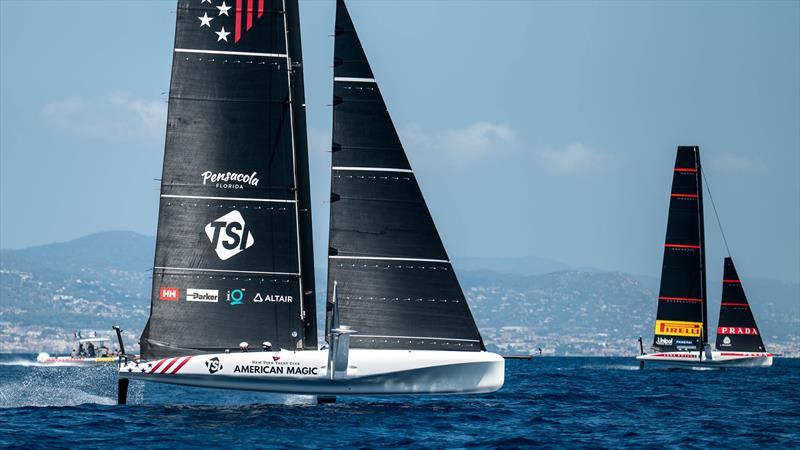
<box><xmin>0</xmin><ymin>365</ymin><xmax>116</xmax><ymax>408</ymax></box>
<box><xmin>0</xmin><ymin>359</ymin><xmax>91</xmax><ymax>368</ymax></box>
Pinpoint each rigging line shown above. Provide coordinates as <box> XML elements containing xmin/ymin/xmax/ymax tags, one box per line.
<box><xmin>701</xmin><ymin>166</ymin><xmax>732</xmax><ymax>257</ymax></box>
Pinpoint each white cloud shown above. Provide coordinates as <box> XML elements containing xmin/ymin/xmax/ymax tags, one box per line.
<box><xmin>400</xmin><ymin>122</ymin><xmax>517</xmax><ymax>167</ymax></box>
<box><xmin>536</xmin><ymin>142</ymin><xmax>612</xmax><ymax>175</ymax></box>
<box><xmin>42</xmin><ymin>92</ymin><xmax>167</xmax><ymax>142</ymax></box>
<box><xmin>708</xmin><ymin>152</ymin><xmax>767</xmax><ymax>175</ymax></box>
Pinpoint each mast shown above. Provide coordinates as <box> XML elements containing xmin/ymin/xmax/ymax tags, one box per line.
<box><xmin>715</xmin><ymin>258</ymin><xmax>766</xmax><ymax>352</ymax></box>
<box><xmin>325</xmin><ymin>0</ymin><xmax>485</xmax><ymax>352</ymax></box>
<box><xmin>652</xmin><ymin>146</ymin><xmax>706</xmax><ymax>352</ymax></box>
<box><xmin>283</xmin><ymin>0</ymin><xmax>318</xmax><ymax>349</ymax></box>
<box><xmin>139</xmin><ymin>0</ymin><xmax>315</xmax><ymax>359</ymax></box>
<box><xmin>696</xmin><ymin>150</ymin><xmax>707</xmax><ymax>347</ymax></box>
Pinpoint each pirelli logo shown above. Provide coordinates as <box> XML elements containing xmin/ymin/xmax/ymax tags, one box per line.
<box><xmin>655</xmin><ymin>320</ymin><xmax>702</xmax><ymax>337</ymax></box>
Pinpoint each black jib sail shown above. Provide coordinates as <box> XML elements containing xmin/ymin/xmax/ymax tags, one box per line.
<box><xmin>652</xmin><ymin>146</ymin><xmax>707</xmax><ymax>352</ymax></box>
<box><xmin>140</xmin><ymin>0</ymin><xmax>316</xmax><ymax>358</ymax></box>
<box><xmin>715</xmin><ymin>258</ymin><xmax>766</xmax><ymax>352</ymax></box>
<box><xmin>325</xmin><ymin>0</ymin><xmax>484</xmax><ymax>352</ymax></box>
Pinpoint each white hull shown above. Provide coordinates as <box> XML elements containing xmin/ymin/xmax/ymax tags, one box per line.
<box><xmin>119</xmin><ymin>349</ymin><xmax>505</xmax><ymax>395</ymax></box>
<box><xmin>637</xmin><ymin>351</ymin><xmax>773</xmax><ymax>368</ymax></box>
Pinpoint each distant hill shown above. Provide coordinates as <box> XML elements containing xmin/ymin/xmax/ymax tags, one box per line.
<box><xmin>453</xmin><ymin>255</ymin><xmax>570</xmax><ymax>276</ymax></box>
<box><xmin>1</xmin><ymin>232</ymin><xmax>797</xmax><ymax>355</ymax></box>
<box><xmin>0</xmin><ymin>232</ymin><xmax>154</xmax><ymax>351</ymax></box>
<box><xmin>1</xmin><ymin>231</ymin><xmax>154</xmax><ymax>275</ymax></box>
<box><xmin>458</xmin><ymin>269</ymin><xmax>798</xmax><ymax>355</ymax></box>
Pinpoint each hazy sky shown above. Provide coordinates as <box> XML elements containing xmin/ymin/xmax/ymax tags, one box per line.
<box><xmin>1</xmin><ymin>1</ymin><xmax>798</xmax><ymax>282</ymax></box>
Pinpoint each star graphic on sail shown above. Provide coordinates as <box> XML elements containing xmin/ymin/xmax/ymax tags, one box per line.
<box><xmin>198</xmin><ymin>12</ymin><xmax>213</xmax><ymax>27</ymax></box>
<box><xmin>197</xmin><ymin>0</ymin><xmax>268</xmax><ymax>44</ymax></box>
<box><xmin>216</xmin><ymin>27</ymin><xmax>230</xmax><ymax>42</ymax></box>
<box><xmin>216</xmin><ymin>1</ymin><xmax>231</xmax><ymax>16</ymax></box>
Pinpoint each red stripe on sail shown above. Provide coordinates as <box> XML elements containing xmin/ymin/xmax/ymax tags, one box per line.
<box><xmin>171</xmin><ymin>356</ymin><xmax>193</xmax><ymax>374</ymax></box>
<box><xmin>665</xmin><ymin>244</ymin><xmax>701</xmax><ymax>249</ymax></box>
<box><xmin>149</xmin><ymin>358</ymin><xmax>167</xmax><ymax>374</ymax></box>
<box><xmin>235</xmin><ymin>0</ymin><xmax>242</xmax><ymax>43</ymax></box>
<box><xmin>659</xmin><ymin>296</ymin><xmax>703</xmax><ymax>302</ymax></box>
<box><xmin>258</xmin><ymin>0</ymin><xmax>264</xmax><ymax>17</ymax></box>
<box><xmin>721</xmin><ymin>302</ymin><xmax>749</xmax><ymax>307</ymax></box>
<box><xmin>671</xmin><ymin>193</ymin><xmax>698</xmax><ymax>198</ymax></box>
<box><xmin>674</xmin><ymin>168</ymin><xmax>697</xmax><ymax>172</ymax></box>
<box><xmin>246</xmin><ymin>0</ymin><xmax>253</xmax><ymax>30</ymax></box>
<box><xmin>160</xmin><ymin>357</ymin><xmax>179</xmax><ymax>374</ymax></box>
<box><xmin>723</xmin><ymin>279</ymin><xmax>740</xmax><ymax>283</ymax></box>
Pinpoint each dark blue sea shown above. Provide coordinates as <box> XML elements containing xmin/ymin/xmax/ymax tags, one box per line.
<box><xmin>1</xmin><ymin>355</ymin><xmax>797</xmax><ymax>449</ymax></box>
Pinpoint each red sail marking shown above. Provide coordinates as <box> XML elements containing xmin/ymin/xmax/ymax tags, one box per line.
<box><xmin>246</xmin><ymin>0</ymin><xmax>253</xmax><ymax>30</ymax></box>
<box><xmin>721</xmin><ymin>302</ymin><xmax>749</xmax><ymax>307</ymax></box>
<box><xmin>258</xmin><ymin>0</ymin><xmax>264</xmax><ymax>17</ymax></box>
<box><xmin>659</xmin><ymin>296</ymin><xmax>703</xmax><ymax>302</ymax></box>
<box><xmin>671</xmin><ymin>193</ymin><xmax>698</xmax><ymax>198</ymax></box>
<box><xmin>665</xmin><ymin>244</ymin><xmax>701</xmax><ymax>249</ymax></box>
<box><xmin>170</xmin><ymin>356</ymin><xmax>193</xmax><ymax>374</ymax></box>
<box><xmin>723</xmin><ymin>279</ymin><xmax>740</xmax><ymax>283</ymax></box>
<box><xmin>149</xmin><ymin>358</ymin><xmax>168</xmax><ymax>374</ymax></box>
<box><xmin>674</xmin><ymin>168</ymin><xmax>697</xmax><ymax>172</ymax></box>
<box><xmin>235</xmin><ymin>0</ymin><xmax>242</xmax><ymax>43</ymax></box>
<box><xmin>160</xmin><ymin>357</ymin><xmax>180</xmax><ymax>374</ymax></box>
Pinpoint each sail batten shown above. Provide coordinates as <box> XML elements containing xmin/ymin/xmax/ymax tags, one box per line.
<box><xmin>325</xmin><ymin>0</ymin><xmax>484</xmax><ymax>351</ymax></box>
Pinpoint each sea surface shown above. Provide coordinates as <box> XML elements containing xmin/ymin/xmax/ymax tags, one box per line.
<box><xmin>0</xmin><ymin>354</ymin><xmax>797</xmax><ymax>449</ymax></box>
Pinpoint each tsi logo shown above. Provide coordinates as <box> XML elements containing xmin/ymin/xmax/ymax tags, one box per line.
<box><xmin>205</xmin><ymin>210</ymin><xmax>255</xmax><ymax>260</ymax></box>
<box><xmin>205</xmin><ymin>357</ymin><xmax>223</xmax><ymax>374</ymax></box>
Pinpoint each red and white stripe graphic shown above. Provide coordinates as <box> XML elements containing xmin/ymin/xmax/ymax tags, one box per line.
<box><xmin>234</xmin><ymin>0</ymin><xmax>265</xmax><ymax>43</ymax></box>
<box><xmin>148</xmin><ymin>356</ymin><xmax>194</xmax><ymax>375</ymax></box>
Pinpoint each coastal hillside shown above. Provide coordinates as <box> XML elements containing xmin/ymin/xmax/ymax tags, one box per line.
<box><xmin>2</xmin><ymin>232</ymin><xmax>797</xmax><ymax>355</ymax></box>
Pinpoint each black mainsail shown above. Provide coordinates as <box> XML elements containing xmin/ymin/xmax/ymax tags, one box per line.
<box><xmin>325</xmin><ymin>0</ymin><xmax>484</xmax><ymax>352</ymax></box>
<box><xmin>715</xmin><ymin>257</ymin><xmax>766</xmax><ymax>352</ymax></box>
<box><xmin>652</xmin><ymin>146</ymin><xmax>707</xmax><ymax>352</ymax></box>
<box><xmin>140</xmin><ymin>0</ymin><xmax>316</xmax><ymax>358</ymax></box>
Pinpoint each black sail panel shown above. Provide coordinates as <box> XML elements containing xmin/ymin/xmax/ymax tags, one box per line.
<box><xmin>715</xmin><ymin>258</ymin><xmax>766</xmax><ymax>352</ymax></box>
<box><xmin>652</xmin><ymin>146</ymin><xmax>707</xmax><ymax>352</ymax></box>
<box><xmin>326</xmin><ymin>0</ymin><xmax>484</xmax><ymax>351</ymax></box>
<box><xmin>141</xmin><ymin>0</ymin><xmax>315</xmax><ymax>359</ymax></box>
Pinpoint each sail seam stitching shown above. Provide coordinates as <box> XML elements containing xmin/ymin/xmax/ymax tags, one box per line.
<box><xmin>154</xmin><ymin>267</ymin><xmax>299</xmax><ymax>276</ymax></box>
<box><xmin>161</xmin><ymin>194</ymin><xmax>295</xmax><ymax>203</ymax></box>
<box><xmin>174</xmin><ymin>48</ymin><xmax>287</xmax><ymax>58</ymax></box>
<box><xmin>332</xmin><ymin>166</ymin><xmax>413</xmax><ymax>173</ymax></box>
<box><xmin>329</xmin><ymin>256</ymin><xmax>449</xmax><ymax>263</ymax></box>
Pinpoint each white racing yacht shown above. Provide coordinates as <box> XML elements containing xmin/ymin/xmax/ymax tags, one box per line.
<box><xmin>636</xmin><ymin>147</ymin><xmax>772</xmax><ymax>369</ymax></box>
<box><xmin>116</xmin><ymin>0</ymin><xmax>504</xmax><ymax>404</ymax></box>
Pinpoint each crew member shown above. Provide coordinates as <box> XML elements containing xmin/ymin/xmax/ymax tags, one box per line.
<box><xmin>263</xmin><ymin>341</ymin><xmax>272</xmax><ymax>352</ymax></box>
